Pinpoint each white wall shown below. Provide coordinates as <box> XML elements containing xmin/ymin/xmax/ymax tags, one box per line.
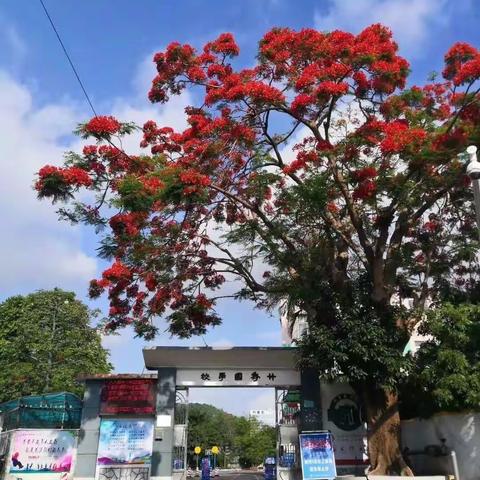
<box><xmin>320</xmin><ymin>381</ymin><xmax>368</xmax><ymax>476</ymax></box>
<box><xmin>401</xmin><ymin>412</ymin><xmax>480</xmax><ymax>480</ymax></box>
<box><xmin>320</xmin><ymin>383</ymin><xmax>480</xmax><ymax>479</ymax></box>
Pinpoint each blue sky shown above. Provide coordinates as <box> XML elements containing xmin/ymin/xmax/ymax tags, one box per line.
<box><xmin>0</xmin><ymin>0</ymin><xmax>478</xmax><ymax>415</ymax></box>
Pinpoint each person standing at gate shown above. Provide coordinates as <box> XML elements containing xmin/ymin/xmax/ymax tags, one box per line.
<box><xmin>201</xmin><ymin>457</ymin><xmax>211</xmax><ymax>480</ymax></box>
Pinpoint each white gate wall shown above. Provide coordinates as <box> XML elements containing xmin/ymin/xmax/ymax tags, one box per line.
<box><xmin>320</xmin><ymin>382</ymin><xmax>368</xmax><ymax>475</ymax></box>
<box><xmin>401</xmin><ymin>412</ymin><xmax>480</xmax><ymax>480</ymax></box>
<box><xmin>173</xmin><ymin>425</ymin><xmax>186</xmax><ymax>448</ymax></box>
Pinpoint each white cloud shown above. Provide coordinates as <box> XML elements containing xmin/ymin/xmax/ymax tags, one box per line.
<box><xmin>0</xmin><ymin>72</ymin><xmax>97</xmax><ymax>298</ymax></box>
<box><xmin>0</xmin><ymin>19</ymin><xmax>27</xmax><ymax>62</ymax></box>
<box><xmin>132</xmin><ymin>49</ymin><xmax>159</xmax><ymax>97</ymax></box>
<box><xmin>0</xmin><ymin>45</ymin><xmax>194</xmax><ymax>300</ymax></box>
<box><xmin>315</xmin><ymin>0</ymin><xmax>448</xmax><ymax>57</ymax></box>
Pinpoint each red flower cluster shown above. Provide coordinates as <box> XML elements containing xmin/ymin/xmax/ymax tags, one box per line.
<box><xmin>282</xmin><ymin>159</ymin><xmax>303</xmax><ymax>174</ymax></box>
<box><xmin>102</xmin><ymin>261</ymin><xmax>132</xmax><ymax>281</ymax></box>
<box><xmin>443</xmin><ymin>42</ymin><xmax>480</xmax><ymax>85</ymax></box>
<box><xmin>98</xmin><ymin>145</ymin><xmax>121</xmax><ymax>158</ymax></box>
<box><xmin>88</xmin><ymin>278</ymin><xmax>111</xmax><ymax>298</ymax></box>
<box><xmin>204</xmin><ymin>72</ymin><xmax>285</xmax><ymax>106</ymax></box>
<box><xmin>381</xmin><ymin>121</ymin><xmax>426</xmax><ymax>154</ymax></box>
<box><xmin>352</xmin><ymin>166</ymin><xmax>378</xmax><ymax>182</ymax></box>
<box><xmin>282</xmin><ymin>137</ymin><xmax>325</xmax><ymax>174</ymax></box>
<box><xmin>433</xmin><ymin>128</ymin><xmax>468</xmax><ymax>151</ymax></box>
<box><xmin>246</xmin><ymin>81</ymin><xmax>285</xmax><ymax>104</ymax></box>
<box><xmin>35</xmin><ymin>165</ymin><xmax>92</xmax><ymax>191</ymax></box>
<box><xmin>179</xmin><ymin>169</ymin><xmax>211</xmax><ymax>186</ymax></box>
<box><xmin>186</xmin><ymin>66</ymin><xmax>207</xmax><ymax>82</ymax></box>
<box><xmin>204</xmin><ymin>33</ymin><xmax>239</xmax><ymax>56</ymax></box>
<box><xmin>283</xmin><ymin>150</ymin><xmax>319</xmax><ymax>174</ymax></box>
<box><xmin>83</xmin><ymin>145</ymin><xmax>97</xmax><ymax>156</ymax></box>
<box><xmin>142</xmin><ymin>177</ymin><xmax>165</xmax><ymax>194</ymax></box>
<box><xmin>38</xmin><ymin>165</ymin><xmax>61</xmax><ymax>178</ymax></box>
<box><xmin>144</xmin><ymin>273</ymin><xmax>158</xmax><ymax>291</ymax></box>
<box><xmin>84</xmin><ymin>116</ymin><xmax>121</xmax><ymax>136</ymax></box>
<box><xmin>353</xmin><ymin>71</ymin><xmax>369</xmax><ymax>95</ymax></box>
<box><xmin>316</xmin><ymin>81</ymin><xmax>349</xmax><ymax>97</ymax></box>
<box><xmin>291</xmin><ymin>93</ymin><xmax>315</xmax><ymax>113</ymax></box>
<box><xmin>149</xmin><ymin>34</ymin><xmax>240</xmax><ymax>104</ymax></box>
<box><xmin>109</xmin><ymin>213</ymin><xmax>143</xmax><ymax>237</ymax></box>
<box><xmin>453</xmin><ymin>55</ymin><xmax>480</xmax><ymax>86</ymax></box>
<box><xmin>62</xmin><ymin>167</ymin><xmax>93</xmax><ymax>185</ymax></box>
<box><xmin>260</xmin><ymin>23</ymin><xmax>408</xmax><ymax>109</ymax></box>
<box><xmin>148</xmin><ymin>25</ymin><xmax>410</xmax><ymax>116</ymax></box>
<box><xmin>204</xmin><ymin>273</ymin><xmax>226</xmax><ymax>288</ymax></box>
<box><xmin>353</xmin><ymin>180</ymin><xmax>377</xmax><ymax>201</ymax></box>
<box><xmin>196</xmin><ymin>293</ymin><xmax>213</xmax><ymax>309</ymax></box>
<box><xmin>89</xmin><ymin>144</ymin><xmax>131</xmax><ymax>173</ymax></box>
<box><xmin>423</xmin><ymin>221</ymin><xmax>440</xmax><ymax>233</ymax></box>
<box><xmin>357</xmin><ymin>118</ymin><xmax>384</xmax><ymax>145</ymax></box>
<box><xmin>316</xmin><ymin>139</ymin><xmax>333</xmax><ymax>151</ymax></box>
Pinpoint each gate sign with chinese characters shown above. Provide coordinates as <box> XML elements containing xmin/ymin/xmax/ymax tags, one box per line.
<box><xmin>176</xmin><ymin>369</ymin><xmax>300</xmax><ymax>387</ymax></box>
<box><xmin>100</xmin><ymin>379</ymin><xmax>156</xmax><ymax>414</ymax></box>
<box><xmin>299</xmin><ymin>432</ymin><xmax>337</xmax><ymax>480</ymax></box>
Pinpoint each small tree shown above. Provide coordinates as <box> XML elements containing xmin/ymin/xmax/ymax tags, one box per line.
<box><xmin>35</xmin><ymin>26</ymin><xmax>480</xmax><ymax>474</ymax></box>
<box><xmin>185</xmin><ymin>403</ymin><xmax>237</xmax><ymax>466</ymax></box>
<box><xmin>0</xmin><ymin>289</ymin><xmax>111</xmax><ymax>401</ymax></box>
<box><xmin>234</xmin><ymin>417</ymin><xmax>275</xmax><ymax>468</ymax></box>
<box><xmin>401</xmin><ymin>303</ymin><xmax>480</xmax><ymax>418</ymax></box>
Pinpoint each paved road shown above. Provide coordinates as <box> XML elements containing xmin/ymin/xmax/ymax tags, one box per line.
<box><xmin>217</xmin><ymin>472</ymin><xmax>264</xmax><ymax>480</ymax></box>
<box><xmin>188</xmin><ymin>471</ymin><xmax>263</xmax><ymax>480</ymax></box>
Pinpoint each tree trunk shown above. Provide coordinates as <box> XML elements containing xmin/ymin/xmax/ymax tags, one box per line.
<box><xmin>363</xmin><ymin>384</ymin><xmax>414</xmax><ymax>476</ymax></box>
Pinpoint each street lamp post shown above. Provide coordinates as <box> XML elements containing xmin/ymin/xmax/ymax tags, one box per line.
<box><xmin>466</xmin><ymin>145</ymin><xmax>480</xmax><ymax>239</ymax></box>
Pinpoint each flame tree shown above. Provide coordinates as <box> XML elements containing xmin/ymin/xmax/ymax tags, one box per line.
<box><xmin>35</xmin><ymin>26</ymin><xmax>480</xmax><ymax>474</ymax></box>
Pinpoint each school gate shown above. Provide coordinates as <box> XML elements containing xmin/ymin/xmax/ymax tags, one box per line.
<box><xmin>74</xmin><ymin>347</ymin><xmax>367</xmax><ymax>480</ymax></box>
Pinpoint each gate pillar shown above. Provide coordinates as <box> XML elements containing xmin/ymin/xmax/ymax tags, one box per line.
<box><xmin>299</xmin><ymin>368</ymin><xmax>322</xmax><ymax>432</ymax></box>
<box><xmin>152</xmin><ymin>368</ymin><xmax>177</xmax><ymax>480</ymax></box>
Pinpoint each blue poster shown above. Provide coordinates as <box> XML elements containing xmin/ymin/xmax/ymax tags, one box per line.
<box><xmin>96</xmin><ymin>419</ymin><xmax>154</xmax><ymax>466</ymax></box>
<box><xmin>299</xmin><ymin>432</ymin><xmax>337</xmax><ymax>480</ymax></box>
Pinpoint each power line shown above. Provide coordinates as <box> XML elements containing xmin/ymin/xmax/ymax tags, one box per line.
<box><xmin>38</xmin><ymin>0</ymin><xmax>138</xmax><ymax>162</ymax></box>
<box><xmin>38</xmin><ymin>0</ymin><xmax>97</xmax><ymax>117</ymax></box>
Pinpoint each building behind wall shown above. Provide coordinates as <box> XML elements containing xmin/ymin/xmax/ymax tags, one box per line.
<box><xmin>249</xmin><ymin>408</ymin><xmax>275</xmax><ymax>426</ymax></box>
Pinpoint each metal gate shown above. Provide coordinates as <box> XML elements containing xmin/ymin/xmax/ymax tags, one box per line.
<box><xmin>173</xmin><ymin>389</ymin><xmax>189</xmax><ymax>478</ymax></box>
<box><xmin>276</xmin><ymin>388</ymin><xmax>301</xmax><ymax>480</ymax></box>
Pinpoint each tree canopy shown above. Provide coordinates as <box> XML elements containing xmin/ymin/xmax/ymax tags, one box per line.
<box><xmin>35</xmin><ymin>26</ymin><xmax>480</xmax><ymax>340</ymax></box>
<box><xmin>35</xmin><ymin>24</ymin><xmax>480</xmax><ymax>474</ymax></box>
<box><xmin>401</xmin><ymin>303</ymin><xmax>480</xmax><ymax>418</ymax></box>
<box><xmin>0</xmin><ymin>289</ymin><xmax>112</xmax><ymax>402</ymax></box>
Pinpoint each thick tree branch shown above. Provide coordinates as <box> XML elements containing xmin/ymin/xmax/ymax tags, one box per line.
<box><xmin>209</xmin><ymin>183</ymin><xmax>298</xmax><ymax>254</ymax></box>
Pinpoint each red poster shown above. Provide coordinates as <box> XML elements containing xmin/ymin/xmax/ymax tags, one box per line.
<box><xmin>100</xmin><ymin>379</ymin><xmax>156</xmax><ymax>415</ymax></box>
